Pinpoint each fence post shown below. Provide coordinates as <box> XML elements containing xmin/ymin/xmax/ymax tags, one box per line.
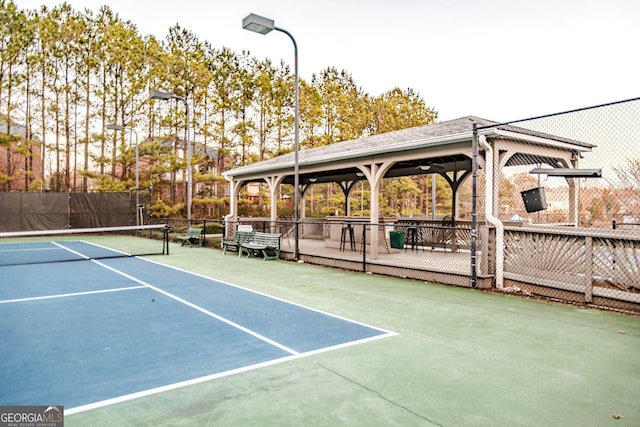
<box><xmin>362</xmin><ymin>224</ymin><xmax>367</xmax><ymax>273</ymax></box>
<box><xmin>471</xmin><ymin>123</ymin><xmax>478</xmax><ymax>288</ymax></box>
<box><xmin>203</xmin><ymin>219</ymin><xmax>207</xmax><ymax>246</ymax></box>
<box><xmin>221</xmin><ymin>217</ymin><xmax>227</xmax><ymax>241</ymax></box>
<box><xmin>584</xmin><ymin>236</ymin><xmax>593</xmax><ymax>303</ymax></box>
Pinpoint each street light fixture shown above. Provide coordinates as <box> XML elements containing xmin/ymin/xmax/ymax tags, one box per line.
<box><xmin>243</xmin><ymin>13</ymin><xmax>300</xmax><ymax>259</ymax></box>
<box><xmin>106</xmin><ymin>124</ymin><xmax>140</xmax><ymax>225</ymax></box>
<box><xmin>149</xmin><ymin>90</ymin><xmax>192</xmax><ymax>223</ymax></box>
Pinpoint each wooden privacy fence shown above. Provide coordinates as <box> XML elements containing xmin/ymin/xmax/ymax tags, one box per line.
<box><xmin>225</xmin><ymin>217</ymin><xmax>640</xmax><ymax>313</ymax></box>
<box><xmin>503</xmin><ymin>225</ymin><xmax>640</xmax><ymax>310</ymax></box>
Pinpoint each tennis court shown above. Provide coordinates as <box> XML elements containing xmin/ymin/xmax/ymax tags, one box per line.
<box><xmin>2</xmin><ymin>228</ymin><xmax>639</xmax><ymax>426</ymax></box>
<box><xmin>0</xmin><ymin>228</ymin><xmax>393</xmax><ymax>415</ymax></box>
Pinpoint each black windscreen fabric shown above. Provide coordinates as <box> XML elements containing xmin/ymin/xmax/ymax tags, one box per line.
<box><xmin>0</xmin><ymin>192</ymin><xmax>135</xmax><ymax>232</ymax></box>
<box><xmin>0</xmin><ymin>193</ymin><xmax>68</xmax><ymax>231</ymax></box>
<box><xmin>70</xmin><ymin>192</ymin><xmax>132</xmax><ymax>228</ymax></box>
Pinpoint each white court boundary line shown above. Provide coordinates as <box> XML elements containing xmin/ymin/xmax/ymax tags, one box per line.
<box><xmin>63</xmin><ymin>257</ymin><xmax>397</xmax><ymax>415</ymax></box>
<box><xmin>0</xmin><ymin>285</ymin><xmax>146</xmax><ymax>304</ymax></box>
<box><xmin>138</xmin><ymin>256</ymin><xmax>397</xmax><ymax>336</ymax></box>
<box><xmin>92</xmin><ymin>259</ymin><xmax>301</xmax><ymax>356</ymax></box>
<box><xmin>51</xmin><ymin>240</ymin><xmax>91</xmax><ymax>258</ymax></box>
<box><xmin>65</xmin><ymin>331</ymin><xmax>392</xmax><ymax>416</ymax></box>
<box><xmin>5</xmin><ymin>246</ymin><xmax>396</xmax><ymax>415</ymax></box>
<box><xmin>0</xmin><ymin>240</ymin><xmax>122</xmax><ymax>265</ymax></box>
<box><xmin>1</xmin><ymin>246</ymin><xmax>65</xmax><ymax>253</ymax></box>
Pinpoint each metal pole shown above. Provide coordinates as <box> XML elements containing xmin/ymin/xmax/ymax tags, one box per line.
<box><xmin>131</xmin><ymin>128</ymin><xmax>139</xmax><ymax>226</ymax></box>
<box><xmin>470</xmin><ymin>123</ymin><xmax>478</xmax><ymax>288</ymax></box>
<box><xmin>431</xmin><ymin>174</ymin><xmax>436</xmax><ymax>219</ymax></box>
<box><xmin>242</xmin><ymin>15</ymin><xmax>299</xmax><ymax>259</ymax></box>
<box><xmin>275</xmin><ymin>26</ymin><xmax>299</xmax><ymax>260</ymax></box>
<box><xmin>184</xmin><ymin>100</ymin><xmax>191</xmax><ymax>224</ymax></box>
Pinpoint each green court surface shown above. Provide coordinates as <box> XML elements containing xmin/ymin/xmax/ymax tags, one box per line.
<box><xmin>67</xmin><ymin>243</ymin><xmax>640</xmax><ymax>427</ymax></box>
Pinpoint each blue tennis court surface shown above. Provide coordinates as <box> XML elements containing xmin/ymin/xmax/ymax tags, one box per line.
<box><xmin>0</xmin><ymin>242</ymin><xmax>394</xmax><ymax>413</ymax></box>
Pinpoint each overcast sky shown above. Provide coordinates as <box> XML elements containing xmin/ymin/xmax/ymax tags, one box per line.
<box><xmin>23</xmin><ymin>0</ymin><xmax>639</xmax><ymax>123</ymax></box>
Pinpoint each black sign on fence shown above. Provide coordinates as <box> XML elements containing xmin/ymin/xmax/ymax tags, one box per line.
<box><xmin>520</xmin><ymin>187</ymin><xmax>548</xmax><ymax>213</ymax></box>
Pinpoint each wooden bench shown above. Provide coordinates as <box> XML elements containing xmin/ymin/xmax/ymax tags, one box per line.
<box><xmin>176</xmin><ymin>227</ymin><xmax>204</xmax><ymax>247</ymax></box>
<box><xmin>222</xmin><ymin>230</ymin><xmax>255</xmax><ymax>255</ymax></box>
<box><xmin>239</xmin><ymin>232</ymin><xmax>281</xmax><ymax>260</ymax></box>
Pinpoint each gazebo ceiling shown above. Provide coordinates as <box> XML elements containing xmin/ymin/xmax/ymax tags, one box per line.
<box><xmin>291</xmin><ymin>154</ymin><xmax>472</xmax><ymax>187</ymax></box>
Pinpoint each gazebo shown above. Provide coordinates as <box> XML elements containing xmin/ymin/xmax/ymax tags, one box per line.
<box><xmin>223</xmin><ymin>116</ymin><xmax>594</xmax><ymax>284</ymax></box>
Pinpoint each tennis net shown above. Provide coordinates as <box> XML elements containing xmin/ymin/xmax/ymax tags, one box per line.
<box><xmin>0</xmin><ymin>224</ymin><xmax>169</xmax><ymax>267</ymax></box>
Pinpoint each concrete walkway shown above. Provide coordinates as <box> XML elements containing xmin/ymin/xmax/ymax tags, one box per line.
<box><xmin>68</xmin><ymin>243</ymin><xmax>640</xmax><ymax>427</ymax></box>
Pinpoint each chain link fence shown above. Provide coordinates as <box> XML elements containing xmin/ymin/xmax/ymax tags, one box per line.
<box><xmin>486</xmin><ymin>97</ymin><xmax>640</xmax><ymax>227</ymax></box>
<box><xmin>476</xmin><ymin>97</ymin><xmax>640</xmax><ymax>313</ymax></box>
<box><xmin>224</xmin><ymin>98</ymin><xmax>640</xmax><ymax>314</ymax></box>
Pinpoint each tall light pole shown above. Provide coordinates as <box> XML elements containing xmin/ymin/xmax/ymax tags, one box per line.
<box><xmin>149</xmin><ymin>90</ymin><xmax>192</xmax><ymax>223</ymax></box>
<box><xmin>243</xmin><ymin>13</ymin><xmax>300</xmax><ymax>259</ymax></box>
<box><xmin>106</xmin><ymin>124</ymin><xmax>140</xmax><ymax>225</ymax></box>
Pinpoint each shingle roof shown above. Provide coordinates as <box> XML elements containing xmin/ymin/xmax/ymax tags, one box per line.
<box><xmin>224</xmin><ymin>115</ymin><xmax>593</xmax><ymax>178</ymax></box>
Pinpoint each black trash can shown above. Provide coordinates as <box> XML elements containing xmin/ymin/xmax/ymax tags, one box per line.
<box><xmin>389</xmin><ymin>231</ymin><xmax>405</xmax><ymax>249</ymax></box>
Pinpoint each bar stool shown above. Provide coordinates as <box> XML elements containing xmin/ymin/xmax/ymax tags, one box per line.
<box><xmin>340</xmin><ymin>224</ymin><xmax>356</xmax><ymax>251</ymax></box>
<box><xmin>405</xmin><ymin>224</ymin><xmax>424</xmax><ymax>252</ymax></box>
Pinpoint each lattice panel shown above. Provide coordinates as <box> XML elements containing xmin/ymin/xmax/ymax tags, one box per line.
<box><xmin>504</xmin><ymin>231</ymin><xmax>585</xmax><ymax>279</ymax></box>
<box><xmin>593</xmin><ymin>238</ymin><xmax>640</xmax><ymax>292</ymax></box>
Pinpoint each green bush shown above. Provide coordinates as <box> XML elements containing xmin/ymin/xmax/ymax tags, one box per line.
<box><xmin>203</xmin><ymin>222</ymin><xmax>223</xmax><ymax>234</ymax></box>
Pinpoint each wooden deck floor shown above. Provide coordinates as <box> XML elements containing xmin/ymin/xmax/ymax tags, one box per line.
<box><xmin>278</xmin><ymin>237</ymin><xmax>486</xmax><ymax>288</ymax></box>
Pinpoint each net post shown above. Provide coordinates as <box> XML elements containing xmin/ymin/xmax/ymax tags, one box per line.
<box><xmin>164</xmin><ymin>225</ymin><xmax>170</xmax><ymax>255</ymax></box>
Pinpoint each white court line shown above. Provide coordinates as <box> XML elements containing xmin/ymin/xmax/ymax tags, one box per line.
<box><xmin>52</xmin><ymin>241</ymin><xmax>92</xmax><ymax>259</ymax></box>
<box><xmin>66</xmin><ymin>329</ymin><xmax>394</xmax><ymax>416</ymax></box>
<box><xmin>92</xmin><ymin>259</ymin><xmax>301</xmax><ymax>356</ymax></box>
<box><xmin>0</xmin><ymin>285</ymin><xmax>147</xmax><ymax>304</ymax></box>
<box><xmin>75</xmin><ymin>239</ymin><xmax>130</xmax><ymax>256</ymax></box>
<box><xmin>1</xmin><ymin>246</ymin><xmax>64</xmax><ymax>253</ymax></box>
<box><xmin>7</xmin><ymin>248</ymin><xmax>396</xmax><ymax>415</ymax></box>
<box><xmin>1</xmin><ymin>240</ymin><xmax>111</xmax><ymax>258</ymax></box>
<box><xmin>139</xmin><ymin>256</ymin><xmax>397</xmax><ymax>336</ymax></box>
